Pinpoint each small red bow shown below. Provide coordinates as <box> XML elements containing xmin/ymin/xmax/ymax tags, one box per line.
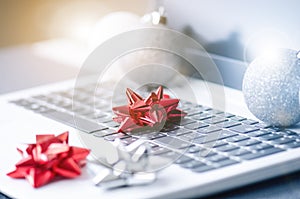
<box><xmin>113</xmin><ymin>86</ymin><xmax>186</xmax><ymax>132</ymax></box>
<box><xmin>7</xmin><ymin>132</ymin><xmax>90</xmax><ymax>188</ymax></box>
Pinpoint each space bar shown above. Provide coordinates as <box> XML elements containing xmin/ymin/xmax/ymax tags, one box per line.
<box><xmin>42</xmin><ymin>111</ymin><xmax>108</xmax><ymax>133</ymax></box>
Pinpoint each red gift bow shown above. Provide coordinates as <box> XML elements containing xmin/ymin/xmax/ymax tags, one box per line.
<box><xmin>7</xmin><ymin>131</ymin><xmax>90</xmax><ymax>188</ymax></box>
<box><xmin>113</xmin><ymin>86</ymin><xmax>187</xmax><ymax>132</ymax></box>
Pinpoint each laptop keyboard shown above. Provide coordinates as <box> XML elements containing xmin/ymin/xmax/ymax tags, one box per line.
<box><xmin>10</xmin><ymin>85</ymin><xmax>300</xmax><ymax>173</ymax></box>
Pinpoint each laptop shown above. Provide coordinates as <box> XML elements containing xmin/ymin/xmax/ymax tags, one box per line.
<box><xmin>1</xmin><ymin>1</ymin><xmax>300</xmax><ymax>198</ymax></box>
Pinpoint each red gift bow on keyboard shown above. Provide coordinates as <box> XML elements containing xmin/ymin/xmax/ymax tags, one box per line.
<box><xmin>7</xmin><ymin>132</ymin><xmax>90</xmax><ymax>188</ymax></box>
<box><xmin>113</xmin><ymin>86</ymin><xmax>187</xmax><ymax>132</ymax></box>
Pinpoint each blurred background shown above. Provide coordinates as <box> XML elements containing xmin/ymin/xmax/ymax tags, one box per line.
<box><xmin>0</xmin><ymin>0</ymin><xmax>153</xmax><ymax>94</ymax></box>
<box><xmin>1</xmin><ymin>0</ymin><xmax>300</xmax><ymax>94</ymax></box>
<box><xmin>0</xmin><ymin>0</ymin><xmax>151</xmax><ymax>47</ymax></box>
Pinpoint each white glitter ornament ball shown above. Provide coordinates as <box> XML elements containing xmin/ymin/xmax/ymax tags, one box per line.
<box><xmin>243</xmin><ymin>48</ymin><xmax>300</xmax><ymax>127</ymax></box>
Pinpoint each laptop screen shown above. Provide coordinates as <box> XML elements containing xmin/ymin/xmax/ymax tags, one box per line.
<box><xmin>161</xmin><ymin>0</ymin><xmax>299</xmax><ymax>89</ymax></box>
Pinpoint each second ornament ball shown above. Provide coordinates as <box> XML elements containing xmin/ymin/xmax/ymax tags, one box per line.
<box><xmin>243</xmin><ymin>48</ymin><xmax>300</xmax><ymax>127</ymax></box>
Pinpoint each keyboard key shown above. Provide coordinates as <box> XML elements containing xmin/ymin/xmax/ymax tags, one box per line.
<box><xmin>267</xmin><ymin>127</ymin><xmax>283</xmax><ymax>132</ymax></box>
<box><xmin>248</xmin><ymin>143</ymin><xmax>273</xmax><ymax>151</ymax></box>
<box><xmin>272</xmin><ymin>137</ymin><xmax>295</xmax><ymax>144</ymax></box>
<box><xmin>73</xmin><ymin>95</ymin><xmax>91</xmax><ymax>103</ymax></box>
<box><xmin>23</xmin><ymin>102</ymin><xmax>54</xmax><ymax>113</ymax></box>
<box><xmin>178</xmin><ymin>132</ymin><xmax>203</xmax><ymax>141</ymax></box>
<box><xmin>235</xmin><ymin>139</ymin><xmax>261</xmax><ymax>147</ymax></box>
<box><xmin>63</xmin><ymin>103</ymin><xmax>85</xmax><ymax>112</ymax></box>
<box><xmin>46</xmin><ymin>96</ymin><xmax>65</xmax><ymax>106</ymax></box>
<box><xmin>191</xmin><ymin>113</ymin><xmax>214</xmax><ymax>121</ymax></box>
<box><xmin>192</xmin><ymin>105</ymin><xmax>209</xmax><ymax>110</ymax></box>
<box><xmin>198</xmin><ymin>150</ymin><xmax>218</xmax><ymax>159</ymax></box>
<box><xmin>242</xmin><ymin>119</ymin><xmax>259</xmax><ymax>125</ymax></box>
<box><xmin>255</xmin><ymin>122</ymin><xmax>271</xmax><ymax>129</ymax></box>
<box><xmin>92</xmin><ymin>129</ymin><xmax>116</xmax><ymax>137</ymax></box>
<box><xmin>201</xmin><ymin>116</ymin><xmax>228</xmax><ymax>124</ymax></box>
<box><xmin>207</xmin><ymin>140</ymin><xmax>228</xmax><ymax>148</ymax></box>
<box><xmin>216</xmin><ymin>144</ymin><xmax>239</xmax><ymax>152</ymax></box>
<box><xmin>174</xmin><ymin>155</ymin><xmax>194</xmax><ymax>164</ymax></box>
<box><xmin>206</xmin><ymin>154</ymin><xmax>228</xmax><ymax>162</ymax></box>
<box><xmin>216</xmin><ymin>112</ymin><xmax>235</xmax><ymax>118</ymax></box>
<box><xmin>216</xmin><ymin>158</ymin><xmax>239</xmax><ymax>167</ymax></box>
<box><xmin>74</xmin><ymin>108</ymin><xmax>94</xmax><ymax>115</ymax></box>
<box><xmin>21</xmin><ymin>101</ymin><xmax>42</xmax><ymax>111</ymax></box>
<box><xmin>275</xmin><ymin>130</ymin><xmax>299</xmax><ymax>137</ymax></box>
<box><xmin>195</xmin><ymin>150</ymin><xmax>217</xmax><ymax>158</ymax></box>
<box><xmin>103</xmin><ymin>121</ymin><xmax>119</xmax><ymax>128</ymax></box>
<box><xmin>227</xmin><ymin>148</ymin><xmax>251</xmax><ymax>156</ymax></box>
<box><xmin>56</xmin><ymin>99</ymin><xmax>73</xmax><ymax>107</ymax></box>
<box><xmin>192</xmin><ymin>165</ymin><xmax>215</xmax><ymax>173</ymax></box>
<box><xmin>59</xmin><ymin>103</ymin><xmax>72</xmax><ymax>110</ymax></box>
<box><xmin>197</xmin><ymin>105</ymin><xmax>212</xmax><ymax>111</ymax></box>
<box><xmin>94</xmin><ymin>102</ymin><xmax>109</xmax><ymax>110</ymax></box>
<box><xmin>181</xmin><ymin>107</ymin><xmax>192</xmax><ymax>112</ymax></box>
<box><xmin>96</xmin><ymin>116</ymin><xmax>113</xmax><ymax>123</ymax></box>
<box><xmin>154</xmin><ymin>136</ymin><xmax>193</xmax><ymax>149</ymax></box>
<box><xmin>240</xmin><ymin>147</ymin><xmax>284</xmax><ymax>160</ymax></box>
<box><xmin>181</xmin><ymin>160</ymin><xmax>207</xmax><ymax>169</ymax></box>
<box><xmin>54</xmin><ymin>90</ymin><xmax>73</xmax><ymax>99</ymax></box>
<box><xmin>230</xmin><ymin>116</ymin><xmax>246</xmax><ymax>121</ymax></box>
<box><xmin>43</xmin><ymin>111</ymin><xmax>108</xmax><ymax>133</ymax></box>
<box><xmin>187</xmin><ymin>145</ymin><xmax>202</xmax><ymax>153</ymax></box>
<box><xmin>42</xmin><ymin>110</ymin><xmax>72</xmax><ymax>124</ymax></box>
<box><xmin>258</xmin><ymin>133</ymin><xmax>283</xmax><ymax>141</ymax></box>
<box><xmin>193</xmin><ymin>130</ymin><xmax>237</xmax><ymax>144</ymax></box>
<box><xmin>121</xmin><ymin>137</ymin><xmax>138</xmax><ymax>145</ymax></box>
<box><xmin>193</xmin><ymin>135</ymin><xmax>220</xmax><ymax>144</ymax></box>
<box><xmin>185</xmin><ymin>122</ymin><xmax>209</xmax><ymax>130</ymax></box>
<box><xmin>225</xmin><ymin>135</ymin><xmax>249</xmax><ymax>142</ymax></box>
<box><xmin>247</xmin><ymin>130</ymin><xmax>271</xmax><ymax>137</ymax></box>
<box><xmin>85</xmin><ymin>112</ymin><xmax>108</xmax><ymax>119</ymax></box>
<box><xmin>148</xmin><ymin>142</ymin><xmax>159</xmax><ymax>148</ymax></box>
<box><xmin>283</xmin><ymin>130</ymin><xmax>299</xmax><ymax>136</ymax></box>
<box><xmin>104</xmin><ymin>133</ymin><xmax>130</xmax><ymax>141</ymax></box>
<box><xmin>176</xmin><ymin>118</ymin><xmax>197</xmax><ymax>126</ymax></box>
<box><xmin>20</xmin><ymin>99</ymin><xmax>37</xmax><ymax>107</ymax></box>
<box><xmin>166</xmin><ymin>128</ymin><xmax>192</xmax><ymax>136</ymax></box>
<box><xmin>31</xmin><ymin>95</ymin><xmax>49</xmax><ymax>102</ymax></box>
<box><xmin>138</xmin><ymin>132</ymin><xmax>166</xmax><ymax>140</ymax></box>
<box><xmin>72</xmin><ymin>116</ymin><xmax>109</xmax><ymax>133</ymax></box>
<box><xmin>35</xmin><ymin>106</ymin><xmax>54</xmax><ymax>113</ymax></box>
<box><xmin>160</xmin><ymin>151</ymin><xmax>190</xmax><ymax>163</ymax></box>
<box><xmin>205</xmin><ymin>109</ymin><xmax>223</xmax><ymax>115</ymax></box>
<box><xmin>188</xmin><ymin>146</ymin><xmax>216</xmax><ymax>157</ymax></box>
<box><xmin>197</xmin><ymin>126</ymin><xmax>222</xmax><ymax>134</ymax></box>
<box><xmin>216</xmin><ymin>130</ymin><xmax>238</xmax><ymax>140</ymax></box>
<box><xmin>77</xmin><ymin>86</ymin><xmax>95</xmax><ymax>93</ymax></box>
<box><xmin>216</xmin><ymin>120</ymin><xmax>241</xmax><ymax>128</ymax></box>
<box><xmin>229</xmin><ymin>124</ymin><xmax>259</xmax><ymax>133</ymax></box>
<box><xmin>187</xmin><ymin>109</ymin><xmax>203</xmax><ymax>116</ymax></box>
<box><xmin>283</xmin><ymin>141</ymin><xmax>300</xmax><ymax>148</ymax></box>
<box><xmin>150</xmin><ymin>147</ymin><xmax>171</xmax><ymax>155</ymax></box>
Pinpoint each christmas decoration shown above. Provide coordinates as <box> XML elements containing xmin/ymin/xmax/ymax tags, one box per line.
<box><xmin>243</xmin><ymin>48</ymin><xmax>300</xmax><ymax>126</ymax></box>
<box><xmin>113</xmin><ymin>86</ymin><xmax>186</xmax><ymax>132</ymax></box>
<box><xmin>7</xmin><ymin>132</ymin><xmax>90</xmax><ymax>188</ymax></box>
<box><xmin>89</xmin><ymin>138</ymin><xmax>168</xmax><ymax>189</ymax></box>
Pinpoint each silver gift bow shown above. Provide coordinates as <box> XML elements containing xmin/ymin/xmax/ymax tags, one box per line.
<box><xmin>88</xmin><ymin>138</ymin><xmax>169</xmax><ymax>189</ymax></box>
